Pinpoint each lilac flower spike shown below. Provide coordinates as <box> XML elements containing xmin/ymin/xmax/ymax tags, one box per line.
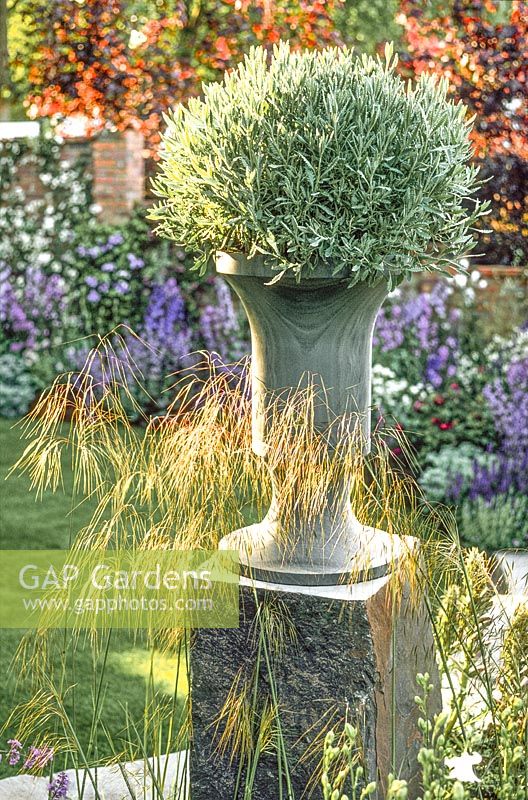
<box><xmin>48</xmin><ymin>771</ymin><xmax>70</xmax><ymax>799</ymax></box>
<box><xmin>23</xmin><ymin>745</ymin><xmax>54</xmax><ymax>770</ymax></box>
<box><xmin>7</xmin><ymin>739</ymin><xmax>22</xmax><ymax>766</ymax></box>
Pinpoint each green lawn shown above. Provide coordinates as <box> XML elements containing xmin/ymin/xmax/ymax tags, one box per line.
<box><xmin>0</xmin><ymin>419</ymin><xmax>187</xmax><ymax>778</ymax></box>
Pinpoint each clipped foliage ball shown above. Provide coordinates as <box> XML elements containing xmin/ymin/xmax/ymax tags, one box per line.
<box><xmin>151</xmin><ymin>42</ymin><xmax>487</xmax><ymax>286</ymax></box>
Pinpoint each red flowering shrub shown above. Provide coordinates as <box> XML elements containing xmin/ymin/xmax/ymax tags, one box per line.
<box><xmin>25</xmin><ymin>0</ymin><xmax>341</xmax><ymax>153</ymax></box>
<box><xmin>399</xmin><ymin>0</ymin><xmax>528</xmax><ymax>265</ymax></box>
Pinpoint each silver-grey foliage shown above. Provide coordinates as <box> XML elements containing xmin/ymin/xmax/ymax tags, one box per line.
<box><xmin>150</xmin><ymin>42</ymin><xmax>488</xmax><ymax>286</ymax></box>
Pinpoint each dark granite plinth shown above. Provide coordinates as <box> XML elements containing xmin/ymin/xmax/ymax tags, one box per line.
<box><xmin>191</xmin><ymin>575</ymin><xmax>440</xmax><ymax>799</ymax></box>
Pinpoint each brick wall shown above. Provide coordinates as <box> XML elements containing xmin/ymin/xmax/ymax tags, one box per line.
<box><xmin>92</xmin><ymin>130</ymin><xmax>145</xmax><ymax>222</ymax></box>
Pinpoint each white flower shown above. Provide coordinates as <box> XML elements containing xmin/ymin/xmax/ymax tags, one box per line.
<box><xmin>129</xmin><ymin>29</ymin><xmax>148</xmax><ymax>49</ymax></box>
<box><xmin>478</xmin><ymin>279</ymin><xmax>488</xmax><ymax>289</ymax></box>
<box><xmin>445</xmin><ymin>752</ymin><xmax>482</xmax><ymax>783</ymax></box>
<box><xmin>453</xmin><ymin>273</ymin><xmax>468</xmax><ymax>288</ymax></box>
<box><xmin>372</xmin><ymin>365</ymin><xmax>396</xmax><ymax>379</ymax></box>
<box><xmin>470</xmin><ymin>269</ymin><xmax>481</xmax><ymax>283</ymax></box>
<box><xmin>464</xmin><ymin>287</ymin><xmax>475</xmax><ymax>304</ymax></box>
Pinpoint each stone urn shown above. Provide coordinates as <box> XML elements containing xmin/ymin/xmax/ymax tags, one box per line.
<box><xmin>216</xmin><ymin>251</ymin><xmax>402</xmax><ymax>585</ymax></box>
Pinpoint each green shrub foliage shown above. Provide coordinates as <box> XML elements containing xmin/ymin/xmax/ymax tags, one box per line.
<box><xmin>151</xmin><ymin>42</ymin><xmax>487</xmax><ymax>286</ymax></box>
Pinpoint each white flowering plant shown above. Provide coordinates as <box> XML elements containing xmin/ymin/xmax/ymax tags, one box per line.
<box><xmin>0</xmin><ymin>135</ymin><xmax>94</xmax><ymax>284</ymax></box>
<box><xmin>434</xmin><ymin>552</ymin><xmax>528</xmax><ymax>800</ymax></box>
<box><xmin>322</xmin><ymin>551</ymin><xmax>527</xmax><ymax>800</ymax></box>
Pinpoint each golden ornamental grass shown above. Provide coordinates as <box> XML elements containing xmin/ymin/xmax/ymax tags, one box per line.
<box><xmin>6</xmin><ymin>330</ymin><xmax>524</xmax><ymax>791</ymax></box>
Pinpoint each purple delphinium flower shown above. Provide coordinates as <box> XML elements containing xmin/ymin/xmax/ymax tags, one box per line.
<box><xmin>448</xmin><ymin>350</ymin><xmax>528</xmax><ymax>503</ymax></box>
<box><xmin>199</xmin><ymin>279</ymin><xmax>247</xmax><ymax>362</ymax></box>
<box><xmin>100</xmin><ymin>262</ymin><xmax>115</xmax><ymax>273</ymax></box>
<box><xmin>144</xmin><ymin>279</ymin><xmax>185</xmax><ymax>333</ymax></box>
<box><xmin>48</xmin><ymin>771</ymin><xmax>69</xmax><ymax>799</ymax></box>
<box><xmin>373</xmin><ymin>283</ymin><xmax>459</xmax><ymax>386</ymax></box>
<box><xmin>1</xmin><ymin>266</ymin><xmax>65</xmax><ymax>353</ymax></box>
<box><xmin>372</xmin><ymin>306</ymin><xmax>405</xmax><ymax>351</ymax></box>
<box><xmin>75</xmin><ymin>278</ymin><xmax>193</xmax><ymax>400</ymax></box>
<box><xmin>7</xmin><ymin>739</ymin><xmax>22</xmax><ymax>766</ymax></box>
<box><xmin>77</xmin><ymin>278</ymin><xmax>245</xmax><ymax>407</ymax></box>
<box><xmin>86</xmin><ymin>289</ymin><xmax>100</xmax><ymax>303</ymax></box>
<box><xmin>447</xmin><ymin>472</ymin><xmax>466</xmax><ymax>503</ymax></box>
<box><xmin>483</xmin><ymin>356</ymin><xmax>528</xmax><ymax>459</ymax></box>
<box><xmin>466</xmin><ymin>451</ymin><xmax>528</xmax><ymax>502</ymax></box>
<box><xmin>85</xmin><ymin>275</ymin><xmax>98</xmax><ymax>288</ymax></box>
<box><xmin>425</xmin><ymin>343</ymin><xmax>458</xmax><ymax>388</ymax></box>
<box><xmin>129</xmin><ymin>278</ymin><xmax>192</xmax><ymax>381</ymax></box>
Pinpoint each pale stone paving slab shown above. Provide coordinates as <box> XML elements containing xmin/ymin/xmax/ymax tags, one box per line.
<box><xmin>0</xmin><ymin>752</ymin><xmax>188</xmax><ymax>800</ymax></box>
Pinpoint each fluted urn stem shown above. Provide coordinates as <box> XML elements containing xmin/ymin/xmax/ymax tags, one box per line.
<box><xmin>216</xmin><ymin>252</ymin><xmax>400</xmax><ymax>585</ymax></box>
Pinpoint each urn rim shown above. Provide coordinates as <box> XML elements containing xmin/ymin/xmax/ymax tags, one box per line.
<box><xmin>216</xmin><ymin>250</ymin><xmax>377</xmax><ymax>284</ymax></box>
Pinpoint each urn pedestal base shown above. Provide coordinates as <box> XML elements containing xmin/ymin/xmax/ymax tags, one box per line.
<box><xmin>191</xmin><ymin>562</ymin><xmax>440</xmax><ymax>800</ymax></box>
<box><xmin>219</xmin><ymin>522</ymin><xmax>403</xmax><ymax>586</ymax></box>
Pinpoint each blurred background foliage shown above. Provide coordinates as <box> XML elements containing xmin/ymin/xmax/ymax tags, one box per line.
<box><xmin>2</xmin><ymin>0</ymin><xmax>526</xmax><ymax>265</ymax></box>
<box><xmin>0</xmin><ymin>0</ymin><xmax>526</xmax><ymax>551</ymax></box>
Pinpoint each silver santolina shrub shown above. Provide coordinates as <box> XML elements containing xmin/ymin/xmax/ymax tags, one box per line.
<box><xmin>150</xmin><ymin>42</ymin><xmax>487</xmax><ymax>286</ymax></box>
